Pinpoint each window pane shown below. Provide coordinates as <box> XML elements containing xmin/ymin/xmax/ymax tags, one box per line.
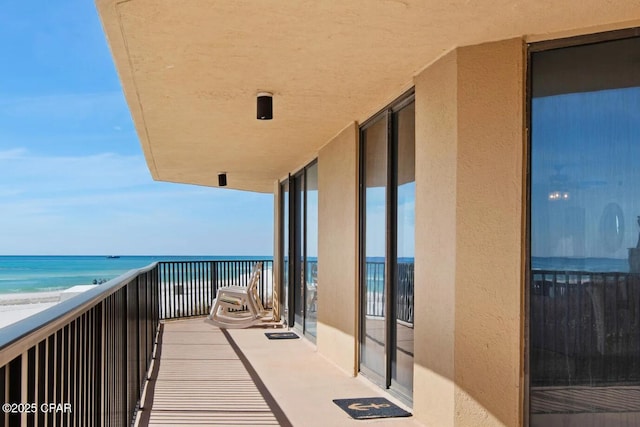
<box><xmin>305</xmin><ymin>163</ymin><xmax>318</xmax><ymax>338</ymax></box>
<box><xmin>393</xmin><ymin>102</ymin><xmax>415</xmax><ymax>397</ymax></box>
<box><xmin>281</xmin><ymin>181</ymin><xmax>289</xmax><ymax>324</ymax></box>
<box><xmin>530</xmin><ymin>37</ymin><xmax>640</xmax><ymax>426</ymax></box>
<box><xmin>294</xmin><ymin>173</ymin><xmax>305</xmax><ymax>328</ymax></box>
<box><xmin>362</xmin><ymin>116</ymin><xmax>388</xmax><ymax>380</ymax></box>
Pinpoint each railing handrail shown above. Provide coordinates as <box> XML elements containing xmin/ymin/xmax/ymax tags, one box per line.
<box><xmin>0</xmin><ymin>262</ymin><xmax>158</xmax><ymax>367</ymax></box>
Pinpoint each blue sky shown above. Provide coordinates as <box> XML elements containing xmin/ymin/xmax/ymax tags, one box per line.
<box><xmin>531</xmin><ymin>88</ymin><xmax>640</xmax><ymax>261</ymax></box>
<box><xmin>0</xmin><ymin>1</ymin><xmax>273</xmax><ymax>256</ymax></box>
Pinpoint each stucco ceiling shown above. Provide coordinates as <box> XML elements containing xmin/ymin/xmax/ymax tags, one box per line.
<box><xmin>96</xmin><ymin>0</ymin><xmax>640</xmax><ymax>193</ymax></box>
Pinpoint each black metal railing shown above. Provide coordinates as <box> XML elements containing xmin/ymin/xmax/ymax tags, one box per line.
<box><xmin>0</xmin><ymin>258</ymin><xmax>274</xmax><ymax>426</ymax></box>
<box><xmin>0</xmin><ymin>264</ymin><xmax>159</xmax><ymax>427</ymax></box>
<box><xmin>157</xmin><ymin>260</ymin><xmax>273</xmax><ymax>319</ymax></box>
<box><xmin>396</xmin><ymin>263</ymin><xmax>414</xmax><ymax>324</ymax></box>
<box><xmin>363</xmin><ymin>261</ymin><xmax>414</xmax><ymax>324</ymax></box>
<box><xmin>531</xmin><ymin>270</ymin><xmax>640</xmax><ymax>386</ymax></box>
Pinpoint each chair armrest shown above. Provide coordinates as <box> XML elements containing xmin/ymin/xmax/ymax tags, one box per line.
<box><xmin>217</xmin><ymin>288</ymin><xmax>249</xmax><ymax>298</ymax></box>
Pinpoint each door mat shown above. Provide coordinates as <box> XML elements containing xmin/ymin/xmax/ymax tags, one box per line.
<box><xmin>333</xmin><ymin>397</ymin><xmax>412</xmax><ymax>420</ymax></box>
<box><xmin>265</xmin><ymin>332</ymin><xmax>300</xmax><ymax>340</ymax></box>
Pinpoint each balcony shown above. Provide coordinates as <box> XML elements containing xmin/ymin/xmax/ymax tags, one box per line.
<box><xmin>0</xmin><ymin>260</ymin><xmax>420</xmax><ymax>427</ymax></box>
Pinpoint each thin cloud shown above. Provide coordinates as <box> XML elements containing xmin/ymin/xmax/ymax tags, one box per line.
<box><xmin>0</xmin><ymin>92</ymin><xmax>127</xmax><ymax>120</ymax></box>
<box><xmin>0</xmin><ymin>148</ymin><xmax>27</xmax><ymax>160</ymax></box>
<box><xmin>0</xmin><ymin>150</ymin><xmax>151</xmax><ymax>193</ymax></box>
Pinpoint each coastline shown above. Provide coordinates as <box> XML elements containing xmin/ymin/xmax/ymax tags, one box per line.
<box><xmin>0</xmin><ymin>287</ymin><xmax>101</xmax><ymax>329</ymax></box>
<box><xmin>0</xmin><ymin>291</ymin><xmax>62</xmax><ymax>329</ymax></box>
<box><xmin>0</xmin><ymin>290</ymin><xmax>62</xmax><ymax>305</ymax></box>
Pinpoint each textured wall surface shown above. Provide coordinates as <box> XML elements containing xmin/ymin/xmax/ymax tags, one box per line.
<box><xmin>413</xmin><ymin>39</ymin><xmax>525</xmax><ymax>427</ymax></box>
<box><xmin>317</xmin><ymin>123</ymin><xmax>359</xmax><ymax>375</ymax></box>
<box><xmin>454</xmin><ymin>38</ymin><xmax>525</xmax><ymax>427</ymax></box>
<box><xmin>414</xmin><ymin>49</ymin><xmax>458</xmax><ymax>427</ymax></box>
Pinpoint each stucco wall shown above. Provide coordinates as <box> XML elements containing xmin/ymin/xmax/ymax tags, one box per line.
<box><xmin>413</xmin><ymin>38</ymin><xmax>525</xmax><ymax>427</ymax></box>
<box><xmin>317</xmin><ymin>123</ymin><xmax>359</xmax><ymax>375</ymax></box>
<box><xmin>454</xmin><ymin>38</ymin><xmax>525</xmax><ymax>427</ymax></box>
<box><xmin>414</xmin><ymin>49</ymin><xmax>458</xmax><ymax>426</ymax></box>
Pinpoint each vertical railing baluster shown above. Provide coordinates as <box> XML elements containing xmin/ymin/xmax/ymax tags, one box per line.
<box><xmin>196</xmin><ymin>262</ymin><xmax>200</xmax><ymax>315</ymax></box>
<box><xmin>601</xmin><ymin>273</ymin><xmax>607</xmax><ymax>382</ymax></box>
<box><xmin>168</xmin><ymin>262</ymin><xmax>173</xmax><ymax>319</ymax></box>
<box><xmin>66</xmin><ymin>323</ymin><xmax>73</xmax><ymax>427</ymax></box>
<box><xmin>213</xmin><ymin>261</ymin><xmax>218</xmax><ymax>309</ymax></box>
<box><xmin>37</xmin><ymin>341</ymin><xmax>45</xmax><ymax>427</ymax></box>
<box><xmin>614</xmin><ymin>273</ymin><xmax>619</xmax><ymax>382</ymax></box>
<box><xmin>224</xmin><ymin>261</ymin><xmax>227</xmax><ymax>294</ymax></box>
<box><xmin>188</xmin><ymin>262</ymin><xmax>192</xmax><ymax>316</ymax></box>
<box><xmin>187</xmin><ymin>262</ymin><xmax>192</xmax><ymax>316</ymax></box>
<box><xmin>26</xmin><ymin>347</ymin><xmax>35</xmax><ymax>427</ymax></box>
<box><xmin>8</xmin><ymin>356</ymin><xmax>21</xmax><ymax>427</ymax></box>
<box><xmin>0</xmin><ymin>365</ymin><xmax>5</xmax><ymax>427</ymax></box>
<box><xmin>203</xmin><ymin>261</ymin><xmax>208</xmax><ymax>314</ymax></box>
<box><xmin>163</xmin><ymin>262</ymin><xmax>167</xmax><ymax>319</ymax></box>
<box><xmin>194</xmin><ymin>262</ymin><xmax>199</xmax><ymax>315</ymax></box>
<box><xmin>171</xmin><ymin>263</ymin><xmax>182</xmax><ymax>318</ymax></box>
<box><xmin>193</xmin><ymin>262</ymin><xmax>197</xmax><ymax>315</ymax></box>
<box><xmin>175</xmin><ymin>261</ymin><xmax>180</xmax><ymax>319</ymax></box>
<box><xmin>182</xmin><ymin>262</ymin><xmax>187</xmax><ymax>317</ymax></box>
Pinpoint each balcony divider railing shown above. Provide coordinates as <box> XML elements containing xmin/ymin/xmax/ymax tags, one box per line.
<box><xmin>158</xmin><ymin>260</ymin><xmax>273</xmax><ymax>319</ymax></box>
<box><xmin>0</xmin><ymin>259</ymin><xmax>273</xmax><ymax>426</ymax></box>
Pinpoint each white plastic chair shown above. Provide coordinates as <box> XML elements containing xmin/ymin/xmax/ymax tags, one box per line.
<box><xmin>207</xmin><ymin>262</ymin><xmax>268</xmax><ymax>328</ymax></box>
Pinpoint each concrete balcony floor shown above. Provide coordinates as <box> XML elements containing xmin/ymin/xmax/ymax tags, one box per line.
<box><xmin>139</xmin><ymin>317</ymin><xmax>423</xmax><ymax>427</ymax></box>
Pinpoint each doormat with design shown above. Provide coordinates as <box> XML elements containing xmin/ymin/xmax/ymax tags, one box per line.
<box><xmin>265</xmin><ymin>332</ymin><xmax>300</xmax><ymax>340</ymax></box>
<box><xmin>333</xmin><ymin>397</ymin><xmax>412</xmax><ymax>420</ymax></box>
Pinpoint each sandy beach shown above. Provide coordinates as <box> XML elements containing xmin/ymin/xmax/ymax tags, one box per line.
<box><xmin>0</xmin><ymin>291</ymin><xmax>61</xmax><ymax>329</ymax></box>
<box><xmin>0</xmin><ymin>285</ymin><xmax>99</xmax><ymax>329</ymax></box>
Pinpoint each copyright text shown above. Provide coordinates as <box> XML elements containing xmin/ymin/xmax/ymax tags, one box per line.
<box><xmin>2</xmin><ymin>403</ymin><xmax>72</xmax><ymax>414</ymax></box>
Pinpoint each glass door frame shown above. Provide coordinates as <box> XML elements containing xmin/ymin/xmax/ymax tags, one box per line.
<box><xmin>358</xmin><ymin>89</ymin><xmax>415</xmax><ymax>401</ymax></box>
<box><xmin>525</xmin><ymin>28</ymin><xmax>640</xmax><ymax>427</ymax></box>
<box><xmin>279</xmin><ymin>177</ymin><xmax>291</xmax><ymax>328</ymax></box>
<box><xmin>281</xmin><ymin>160</ymin><xmax>318</xmax><ymax>341</ymax></box>
<box><xmin>291</xmin><ymin>169</ymin><xmax>305</xmax><ymax>332</ymax></box>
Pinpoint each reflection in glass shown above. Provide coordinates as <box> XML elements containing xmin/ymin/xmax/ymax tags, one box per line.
<box><xmin>281</xmin><ymin>181</ymin><xmax>289</xmax><ymax>325</ymax></box>
<box><xmin>305</xmin><ymin>163</ymin><xmax>318</xmax><ymax>338</ymax></box>
<box><xmin>393</xmin><ymin>102</ymin><xmax>415</xmax><ymax>397</ymax></box>
<box><xmin>530</xmin><ymin>37</ymin><xmax>640</xmax><ymax>426</ymax></box>
<box><xmin>362</xmin><ymin>116</ymin><xmax>388</xmax><ymax>381</ymax></box>
<box><xmin>294</xmin><ymin>172</ymin><xmax>305</xmax><ymax>329</ymax></box>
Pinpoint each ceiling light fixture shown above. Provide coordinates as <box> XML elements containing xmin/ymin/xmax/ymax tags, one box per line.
<box><xmin>257</xmin><ymin>92</ymin><xmax>273</xmax><ymax>120</ymax></box>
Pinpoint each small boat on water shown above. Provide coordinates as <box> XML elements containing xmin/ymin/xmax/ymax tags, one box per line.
<box><xmin>106</xmin><ymin>255</ymin><xmax>120</xmax><ymax>259</ymax></box>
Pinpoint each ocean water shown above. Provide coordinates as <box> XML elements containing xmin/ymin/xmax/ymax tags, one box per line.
<box><xmin>0</xmin><ymin>255</ymin><xmax>270</xmax><ymax>294</ymax></box>
<box><xmin>532</xmin><ymin>256</ymin><xmax>629</xmax><ymax>273</ymax></box>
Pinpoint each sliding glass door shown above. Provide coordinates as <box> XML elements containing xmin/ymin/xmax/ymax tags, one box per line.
<box><xmin>361</xmin><ymin>114</ymin><xmax>388</xmax><ymax>380</ymax></box>
<box><xmin>360</xmin><ymin>92</ymin><xmax>415</xmax><ymax>401</ymax></box>
<box><xmin>281</xmin><ymin>161</ymin><xmax>318</xmax><ymax>340</ymax></box>
<box><xmin>280</xmin><ymin>180</ymin><xmax>290</xmax><ymax>325</ymax></box>
<box><xmin>393</xmin><ymin>101</ymin><xmax>415</xmax><ymax>396</ymax></box>
<box><xmin>293</xmin><ymin>170</ymin><xmax>305</xmax><ymax>329</ymax></box>
<box><xmin>529</xmin><ymin>34</ymin><xmax>640</xmax><ymax>426</ymax></box>
<box><xmin>304</xmin><ymin>164</ymin><xmax>318</xmax><ymax>338</ymax></box>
